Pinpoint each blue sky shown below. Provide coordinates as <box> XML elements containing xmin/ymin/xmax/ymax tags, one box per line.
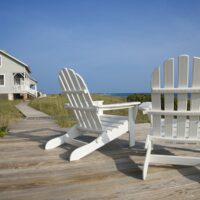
<box><xmin>1</xmin><ymin>0</ymin><xmax>200</xmax><ymax>94</ymax></box>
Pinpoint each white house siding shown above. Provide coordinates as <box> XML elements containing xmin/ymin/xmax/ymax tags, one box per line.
<box><xmin>0</xmin><ymin>53</ymin><xmax>28</xmax><ymax>93</ymax></box>
<box><xmin>0</xmin><ymin>51</ymin><xmax>37</xmax><ymax>100</ymax></box>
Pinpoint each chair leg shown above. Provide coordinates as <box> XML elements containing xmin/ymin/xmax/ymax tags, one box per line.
<box><xmin>70</xmin><ymin>129</ymin><xmax>123</xmax><ymax>161</ymax></box>
<box><xmin>70</xmin><ymin>138</ymin><xmax>102</xmax><ymax>161</ymax></box>
<box><xmin>143</xmin><ymin>138</ymin><xmax>152</xmax><ymax>180</ymax></box>
<box><xmin>144</xmin><ymin>135</ymin><xmax>150</xmax><ymax>149</ymax></box>
<box><xmin>45</xmin><ymin>125</ymin><xmax>81</xmax><ymax>150</ymax></box>
<box><xmin>128</xmin><ymin>106</ymin><xmax>138</xmax><ymax>147</ymax></box>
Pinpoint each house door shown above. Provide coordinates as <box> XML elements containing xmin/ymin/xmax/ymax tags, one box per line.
<box><xmin>14</xmin><ymin>73</ymin><xmax>24</xmax><ymax>85</ymax></box>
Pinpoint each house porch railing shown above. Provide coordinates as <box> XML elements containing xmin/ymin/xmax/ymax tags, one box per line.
<box><xmin>13</xmin><ymin>85</ymin><xmax>38</xmax><ymax>97</ymax></box>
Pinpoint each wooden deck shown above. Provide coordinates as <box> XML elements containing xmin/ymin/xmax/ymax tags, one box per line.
<box><xmin>16</xmin><ymin>102</ymin><xmax>51</xmax><ymax>119</ymax></box>
<box><xmin>0</xmin><ymin>117</ymin><xmax>200</xmax><ymax>200</ymax></box>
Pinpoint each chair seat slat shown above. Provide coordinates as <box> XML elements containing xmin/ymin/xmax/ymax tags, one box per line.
<box><xmin>150</xmin><ymin>135</ymin><xmax>200</xmax><ymax>143</ymax></box>
<box><xmin>100</xmin><ymin>114</ymin><xmax>128</xmax><ymax>121</ymax></box>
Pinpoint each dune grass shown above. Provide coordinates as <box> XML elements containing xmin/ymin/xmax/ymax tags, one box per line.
<box><xmin>29</xmin><ymin>94</ymin><xmax>149</xmax><ymax>128</ymax></box>
<box><xmin>30</xmin><ymin>95</ymin><xmax>75</xmax><ymax>127</ymax></box>
<box><xmin>0</xmin><ymin>100</ymin><xmax>22</xmax><ymax>137</ymax></box>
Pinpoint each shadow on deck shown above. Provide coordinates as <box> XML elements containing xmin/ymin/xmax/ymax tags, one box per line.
<box><xmin>0</xmin><ymin>121</ymin><xmax>200</xmax><ymax>200</ymax></box>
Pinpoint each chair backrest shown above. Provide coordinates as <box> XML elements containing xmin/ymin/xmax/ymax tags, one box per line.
<box><xmin>150</xmin><ymin>55</ymin><xmax>200</xmax><ymax>139</ymax></box>
<box><xmin>59</xmin><ymin>68</ymin><xmax>103</xmax><ymax>133</ymax></box>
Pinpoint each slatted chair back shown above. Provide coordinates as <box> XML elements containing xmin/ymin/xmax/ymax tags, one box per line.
<box><xmin>150</xmin><ymin>55</ymin><xmax>200</xmax><ymax>139</ymax></box>
<box><xmin>59</xmin><ymin>68</ymin><xmax>103</xmax><ymax>133</ymax></box>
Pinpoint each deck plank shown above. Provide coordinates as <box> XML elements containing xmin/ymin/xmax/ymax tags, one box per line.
<box><xmin>0</xmin><ymin>115</ymin><xmax>200</xmax><ymax>200</ymax></box>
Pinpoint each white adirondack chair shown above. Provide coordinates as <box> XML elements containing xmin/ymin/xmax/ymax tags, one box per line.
<box><xmin>140</xmin><ymin>55</ymin><xmax>200</xmax><ymax>180</ymax></box>
<box><xmin>45</xmin><ymin>68</ymin><xmax>140</xmax><ymax>161</ymax></box>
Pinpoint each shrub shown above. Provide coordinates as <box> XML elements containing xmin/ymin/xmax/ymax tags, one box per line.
<box><xmin>0</xmin><ymin>100</ymin><xmax>22</xmax><ymax>137</ymax></box>
<box><xmin>0</xmin><ymin>127</ymin><xmax>7</xmax><ymax>137</ymax></box>
<box><xmin>127</xmin><ymin>93</ymin><xmax>151</xmax><ymax>103</ymax></box>
<box><xmin>127</xmin><ymin>93</ymin><xmax>192</xmax><ymax>111</ymax></box>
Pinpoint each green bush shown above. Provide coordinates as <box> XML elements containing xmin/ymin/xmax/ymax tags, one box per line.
<box><xmin>0</xmin><ymin>127</ymin><xmax>7</xmax><ymax>137</ymax></box>
<box><xmin>127</xmin><ymin>93</ymin><xmax>191</xmax><ymax>111</ymax></box>
<box><xmin>0</xmin><ymin>100</ymin><xmax>22</xmax><ymax>137</ymax></box>
<box><xmin>127</xmin><ymin>93</ymin><xmax>151</xmax><ymax>103</ymax></box>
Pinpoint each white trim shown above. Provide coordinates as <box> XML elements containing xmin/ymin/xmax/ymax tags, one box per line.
<box><xmin>0</xmin><ymin>74</ymin><xmax>5</xmax><ymax>87</ymax></box>
<box><xmin>0</xmin><ymin>55</ymin><xmax>2</xmax><ymax>67</ymax></box>
<box><xmin>152</xmin><ymin>87</ymin><xmax>200</xmax><ymax>94</ymax></box>
<box><xmin>148</xmin><ymin>110</ymin><xmax>200</xmax><ymax>116</ymax></box>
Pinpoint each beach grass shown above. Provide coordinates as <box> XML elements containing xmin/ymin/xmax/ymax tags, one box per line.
<box><xmin>30</xmin><ymin>94</ymin><xmax>75</xmax><ymax>127</ymax></box>
<box><xmin>29</xmin><ymin>94</ymin><xmax>149</xmax><ymax>127</ymax></box>
<box><xmin>0</xmin><ymin>100</ymin><xmax>22</xmax><ymax>137</ymax></box>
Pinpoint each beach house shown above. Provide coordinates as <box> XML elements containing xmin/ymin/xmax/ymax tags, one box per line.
<box><xmin>0</xmin><ymin>50</ymin><xmax>38</xmax><ymax>100</ymax></box>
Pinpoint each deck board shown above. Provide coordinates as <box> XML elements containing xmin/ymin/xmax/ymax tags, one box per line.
<box><xmin>0</xmin><ymin>118</ymin><xmax>200</xmax><ymax>200</ymax></box>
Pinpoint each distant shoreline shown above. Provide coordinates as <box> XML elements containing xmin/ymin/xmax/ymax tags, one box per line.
<box><xmin>48</xmin><ymin>93</ymin><xmax>151</xmax><ymax>98</ymax></box>
<box><xmin>93</xmin><ymin>93</ymin><xmax>151</xmax><ymax>98</ymax></box>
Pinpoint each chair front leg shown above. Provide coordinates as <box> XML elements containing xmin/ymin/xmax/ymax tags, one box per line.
<box><xmin>143</xmin><ymin>138</ymin><xmax>152</xmax><ymax>180</ymax></box>
<box><xmin>128</xmin><ymin>106</ymin><xmax>138</xmax><ymax>147</ymax></box>
<box><xmin>45</xmin><ymin>125</ymin><xmax>81</xmax><ymax>150</ymax></box>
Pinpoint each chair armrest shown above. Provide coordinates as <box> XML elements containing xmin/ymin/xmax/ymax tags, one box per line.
<box><xmin>64</xmin><ymin>101</ymin><xmax>140</xmax><ymax>112</ymax></box>
<box><xmin>139</xmin><ymin>102</ymin><xmax>152</xmax><ymax>114</ymax></box>
<box><xmin>97</xmin><ymin>102</ymin><xmax>140</xmax><ymax>111</ymax></box>
<box><xmin>93</xmin><ymin>100</ymin><xmax>104</xmax><ymax>106</ymax></box>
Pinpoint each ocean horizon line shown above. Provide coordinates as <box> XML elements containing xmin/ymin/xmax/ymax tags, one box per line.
<box><xmin>93</xmin><ymin>92</ymin><xmax>151</xmax><ymax>97</ymax></box>
<box><xmin>47</xmin><ymin>92</ymin><xmax>150</xmax><ymax>98</ymax></box>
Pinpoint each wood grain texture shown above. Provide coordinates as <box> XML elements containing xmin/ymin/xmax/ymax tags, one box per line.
<box><xmin>164</xmin><ymin>58</ymin><xmax>174</xmax><ymax>137</ymax></box>
<box><xmin>151</xmin><ymin>67</ymin><xmax>161</xmax><ymax>136</ymax></box>
<box><xmin>190</xmin><ymin>57</ymin><xmax>200</xmax><ymax>138</ymax></box>
<box><xmin>0</xmin><ymin>117</ymin><xmax>199</xmax><ymax>200</ymax></box>
<box><xmin>177</xmin><ymin>55</ymin><xmax>189</xmax><ymax>138</ymax></box>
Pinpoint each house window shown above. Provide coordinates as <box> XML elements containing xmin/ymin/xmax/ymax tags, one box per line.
<box><xmin>0</xmin><ymin>75</ymin><xmax>5</xmax><ymax>86</ymax></box>
<box><xmin>0</xmin><ymin>56</ymin><xmax>2</xmax><ymax>67</ymax></box>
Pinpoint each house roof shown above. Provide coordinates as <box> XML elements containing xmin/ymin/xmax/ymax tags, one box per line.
<box><xmin>30</xmin><ymin>77</ymin><xmax>38</xmax><ymax>83</ymax></box>
<box><xmin>0</xmin><ymin>50</ymin><xmax>31</xmax><ymax>73</ymax></box>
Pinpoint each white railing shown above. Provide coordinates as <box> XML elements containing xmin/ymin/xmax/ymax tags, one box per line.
<box><xmin>28</xmin><ymin>88</ymin><xmax>38</xmax><ymax>97</ymax></box>
<box><xmin>13</xmin><ymin>85</ymin><xmax>38</xmax><ymax>97</ymax></box>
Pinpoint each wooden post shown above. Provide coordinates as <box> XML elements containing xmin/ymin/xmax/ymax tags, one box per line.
<box><xmin>128</xmin><ymin>106</ymin><xmax>138</xmax><ymax>147</ymax></box>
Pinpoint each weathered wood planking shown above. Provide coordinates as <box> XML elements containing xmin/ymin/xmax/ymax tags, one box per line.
<box><xmin>0</xmin><ymin>118</ymin><xmax>199</xmax><ymax>200</ymax></box>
